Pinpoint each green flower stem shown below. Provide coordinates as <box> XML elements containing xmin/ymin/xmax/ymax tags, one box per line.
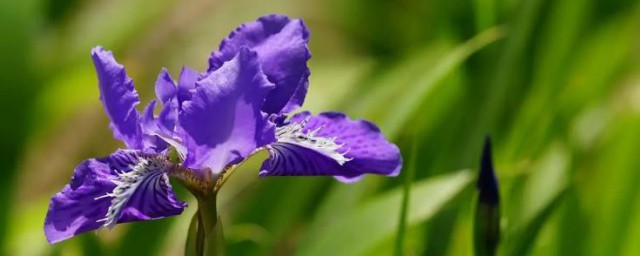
<box><xmin>197</xmin><ymin>195</ymin><xmax>218</xmax><ymax>238</ymax></box>
<box><xmin>186</xmin><ymin>193</ymin><xmax>225</xmax><ymax>256</ymax></box>
<box><xmin>181</xmin><ymin>150</ymin><xmax>271</xmax><ymax>255</ymax></box>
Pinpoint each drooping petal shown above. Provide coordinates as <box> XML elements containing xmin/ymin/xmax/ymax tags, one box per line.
<box><xmin>260</xmin><ymin>111</ymin><xmax>402</xmax><ymax>182</ymax></box>
<box><xmin>155</xmin><ymin>68</ymin><xmax>177</xmax><ymax>104</ymax></box>
<box><xmin>179</xmin><ymin>48</ymin><xmax>276</xmax><ymax>174</ymax></box>
<box><xmin>44</xmin><ymin>150</ymin><xmax>186</xmax><ymax>244</ymax></box>
<box><xmin>208</xmin><ymin>14</ymin><xmax>311</xmax><ymax>115</ymax></box>
<box><xmin>261</xmin><ymin>143</ymin><xmax>346</xmax><ymax>175</ymax></box>
<box><xmin>91</xmin><ymin>46</ymin><xmax>143</xmax><ymax>149</ymax></box>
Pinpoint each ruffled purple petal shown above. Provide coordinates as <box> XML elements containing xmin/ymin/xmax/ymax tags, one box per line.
<box><xmin>179</xmin><ymin>48</ymin><xmax>276</xmax><ymax>173</ymax></box>
<box><xmin>91</xmin><ymin>46</ymin><xmax>143</xmax><ymax>149</ymax></box>
<box><xmin>44</xmin><ymin>150</ymin><xmax>186</xmax><ymax>244</ymax></box>
<box><xmin>208</xmin><ymin>14</ymin><xmax>311</xmax><ymax>115</ymax></box>
<box><xmin>260</xmin><ymin>111</ymin><xmax>402</xmax><ymax>182</ymax></box>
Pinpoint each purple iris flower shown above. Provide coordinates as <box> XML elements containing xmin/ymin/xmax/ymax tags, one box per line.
<box><xmin>44</xmin><ymin>14</ymin><xmax>402</xmax><ymax>244</ymax></box>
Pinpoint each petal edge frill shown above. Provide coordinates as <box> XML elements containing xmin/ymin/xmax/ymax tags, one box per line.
<box><xmin>91</xmin><ymin>47</ymin><xmax>143</xmax><ymax>149</ymax></box>
<box><xmin>208</xmin><ymin>14</ymin><xmax>310</xmax><ymax>115</ymax></box>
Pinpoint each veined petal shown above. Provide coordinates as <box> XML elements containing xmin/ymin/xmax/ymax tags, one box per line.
<box><xmin>91</xmin><ymin>46</ymin><xmax>143</xmax><ymax>149</ymax></box>
<box><xmin>208</xmin><ymin>14</ymin><xmax>311</xmax><ymax>115</ymax></box>
<box><xmin>179</xmin><ymin>48</ymin><xmax>276</xmax><ymax>174</ymax></box>
<box><xmin>260</xmin><ymin>111</ymin><xmax>402</xmax><ymax>182</ymax></box>
<box><xmin>261</xmin><ymin>143</ymin><xmax>347</xmax><ymax>175</ymax></box>
<box><xmin>44</xmin><ymin>150</ymin><xmax>186</xmax><ymax>244</ymax></box>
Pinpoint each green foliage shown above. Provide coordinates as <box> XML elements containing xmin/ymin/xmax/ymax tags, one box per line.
<box><xmin>2</xmin><ymin>0</ymin><xmax>640</xmax><ymax>255</ymax></box>
<box><xmin>296</xmin><ymin>170</ymin><xmax>474</xmax><ymax>256</ymax></box>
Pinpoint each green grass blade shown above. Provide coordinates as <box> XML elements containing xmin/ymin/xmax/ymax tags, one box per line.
<box><xmin>507</xmin><ymin>188</ymin><xmax>568</xmax><ymax>256</ymax></box>
<box><xmin>394</xmin><ymin>141</ymin><xmax>418</xmax><ymax>255</ymax></box>
<box><xmin>503</xmin><ymin>144</ymin><xmax>570</xmax><ymax>255</ymax></box>
<box><xmin>295</xmin><ymin>170</ymin><xmax>474</xmax><ymax>256</ymax></box>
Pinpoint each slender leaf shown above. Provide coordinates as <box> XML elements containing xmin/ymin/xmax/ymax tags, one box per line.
<box><xmin>295</xmin><ymin>170</ymin><xmax>474</xmax><ymax>256</ymax></box>
<box><xmin>507</xmin><ymin>188</ymin><xmax>568</xmax><ymax>255</ymax></box>
<box><xmin>394</xmin><ymin>141</ymin><xmax>418</xmax><ymax>255</ymax></box>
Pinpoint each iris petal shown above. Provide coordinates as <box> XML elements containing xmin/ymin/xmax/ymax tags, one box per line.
<box><xmin>179</xmin><ymin>48</ymin><xmax>276</xmax><ymax>174</ymax></box>
<box><xmin>208</xmin><ymin>14</ymin><xmax>311</xmax><ymax>115</ymax></box>
<box><xmin>140</xmin><ymin>100</ymin><xmax>159</xmax><ymax>135</ymax></box>
<box><xmin>155</xmin><ymin>68</ymin><xmax>177</xmax><ymax>104</ymax></box>
<box><xmin>91</xmin><ymin>47</ymin><xmax>143</xmax><ymax>149</ymax></box>
<box><xmin>261</xmin><ymin>143</ymin><xmax>347</xmax><ymax>175</ymax></box>
<box><xmin>152</xmin><ymin>69</ymin><xmax>179</xmax><ymax>134</ymax></box>
<box><xmin>44</xmin><ymin>150</ymin><xmax>185</xmax><ymax>244</ymax></box>
<box><xmin>260</xmin><ymin>111</ymin><xmax>402</xmax><ymax>182</ymax></box>
<box><xmin>143</xmin><ymin>69</ymin><xmax>186</xmax><ymax>155</ymax></box>
<box><xmin>177</xmin><ymin>66</ymin><xmax>198</xmax><ymax>106</ymax></box>
<box><xmin>139</xmin><ymin>101</ymin><xmax>168</xmax><ymax>152</ymax></box>
<box><xmin>157</xmin><ymin>98</ymin><xmax>178</xmax><ymax>136</ymax></box>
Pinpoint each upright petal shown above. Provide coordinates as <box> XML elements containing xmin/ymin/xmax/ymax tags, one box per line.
<box><xmin>44</xmin><ymin>150</ymin><xmax>186</xmax><ymax>244</ymax></box>
<box><xmin>141</xmin><ymin>97</ymin><xmax>186</xmax><ymax>157</ymax></box>
<box><xmin>144</xmin><ymin>68</ymin><xmax>189</xmax><ymax>155</ymax></box>
<box><xmin>140</xmin><ymin>100</ymin><xmax>160</xmax><ymax>135</ymax></box>
<box><xmin>155</xmin><ymin>99</ymin><xmax>188</xmax><ymax>157</ymax></box>
<box><xmin>208</xmin><ymin>14</ymin><xmax>311</xmax><ymax>115</ymax></box>
<box><xmin>139</xmin><ymin>100</ymin><xmax>168</xmax><ymax>152</ymax></box>
<box><xmin>177</xmin><ymin>66</ymin><xmax>199</xmax><ymax>106</ymax></box>
<box><xmin>180</xmin><ymin>48</ymin><xmax>276</xmax><ymax>174</ymax></box>
<box><xmin>260</xmin><ymin>111</ymin><xmax>402</xmax><ymax>182</ymax></box>
<box><xmin>157</xmin><ymin>98</ymin><xmax>178</xmax><ymax>135</ymax></box>
<box><xmin>91</xmin><ymin>46</ymin><xmax>143</xmax><ymax>149</ymax></box>
<box><xmin>155</xmin><ymin>68</ymin><xmax>177</xmax><ymax>104</ymax></box>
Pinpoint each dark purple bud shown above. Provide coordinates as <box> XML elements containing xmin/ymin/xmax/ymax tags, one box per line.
<box><xmin>477</xmin><ymin>135</ymin><xmax>500</xmax><ymax>205</ymax></box>
<box><xmin>474</xmin><ymin>135</ymin><xmax>501</xmax><ymax>256</ymax></box>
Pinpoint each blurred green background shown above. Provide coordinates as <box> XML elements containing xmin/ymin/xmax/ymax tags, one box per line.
<box><xmin>1</xmin><ymin>0</ymin><xmax>640</xmax><ymax>255</ymax></box>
